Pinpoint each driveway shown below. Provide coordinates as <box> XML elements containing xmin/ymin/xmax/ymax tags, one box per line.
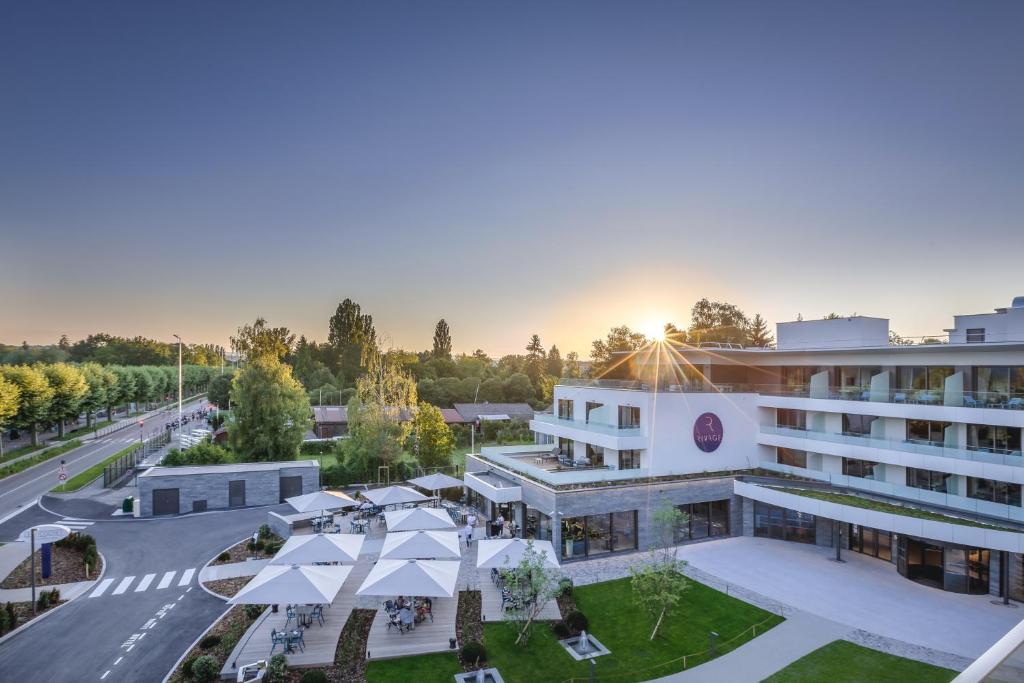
<box><xmin>677</xmin><ymin>536</ymin><xmax>1022</xmax><ymax>660</ymax></box>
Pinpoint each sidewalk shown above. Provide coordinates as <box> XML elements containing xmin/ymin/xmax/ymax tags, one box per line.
<box><xmin>0</xmin><ymin>542</ymin><xmax>96</xmax><ymax>602</ymax></box>
<box><xmin>652</xmin><ymin>611</ymin><xmax>851</xmax><ymax>682</ymax></box>
<box><xmin>199</xmin><ymin>559</ymin><xmax>269</xmax><ymax>582</ymax></box>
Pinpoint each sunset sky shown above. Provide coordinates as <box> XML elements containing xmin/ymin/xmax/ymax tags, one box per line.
<box><xmin>2</xmin><ymin>1</ymin><xmax>1022</xmax><ymax>357</ymax></box>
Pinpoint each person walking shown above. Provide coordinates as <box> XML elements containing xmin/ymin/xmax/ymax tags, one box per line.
<box><xmin>463</xmin><ymin>522</ymin><xmax>474</xmax><ymax>548</ymax></box>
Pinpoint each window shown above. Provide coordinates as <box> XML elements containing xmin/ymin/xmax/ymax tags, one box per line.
<box><xmin>776</xmin><ymin>409</ymin><xmax>806</xmax><ymax>430</ymax></box>
<box><xmin>674</xmin><ymin>500</ymin><xmax>731</xmax><ymax>541</ymax></box>
<box><xmin>753</xmin><ymin>502</ymin><xmax>815</xmax><ymax>544</ymax></box>
<box><xmin>617</xmin><ymin>405</ymin><xmax>640</xmax><ymax>428</ymax></box>
<box><xmin>967</xmin><ymin>424</ymin><xmax>1022</xmax><ymax>455</ymax></box>
<box><xmin>843</xmin><ymin>458</ymin><xmax>880</xmax><ymax>479</ymax></box>
<box><xmin>906</xmin><ymin>420</ymin><xmax>951</xmax><ymax>445</ymax></box>
<box><xmin>972</xmin><ymin>367</ymin><xmax>1024</xmax><ymax>401</ymax></box>
<box><xmin>560</xmin><ymin>511</ymin><xmax>638</xmax><ymax>559</ymax></box>
<box><xmin>586</xmin><ymin>443</ymin><xmax>604</xmax><ymax>468</ymax></box>
<box><xmin>842</xmin><ymin>414</ymin><xmax>876</xmax><ymax>436</ymax></box>
<box><xmin>849</xmin><ymin>524</ymin><xmax>892</xmax><ymax>561</ymax></box>
<box><xmin>558</xmin><ymin>437</ymin><xmax>574</xmax><ymax>459</ymax></box>
<box><xmin>584</xmin><ymin>401</ymin><xmax>603</xmax><ymax>423</ymax></box>
<box><xmin>906</xmin><ymin>467</ymin><xmax>951</xmax><ymax>493</ymax></box>
<box><xmin>967</xmin><ymin>477</ymin><xmax>1022</xmax><ymax>507</ymax></box>
<box><xmin>777</xmin><ymin>448</ymin><xmax>807</xmax><ymax>468</ymax></box>
<box><xmin>557</xmin><ymin>399</ymin><xmax>573</xmax><ymax>420</ymax></box>
<box><xmin>966</xmin><ymin>328</ymin><xmax>986</xmax><ymax>343</ymax></box>
<box><xmin>617</xmin><ymin>449</ymin><xmax>641</xmax><ymax>469</ymax></box>
<box><xmin>781</xmin><ymin>367</ymin><xmax>814</xmax><ymax>391</ymax></box>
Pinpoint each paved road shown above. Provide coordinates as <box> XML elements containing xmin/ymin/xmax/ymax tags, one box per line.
<box><xmin>0</xmin><ymin>501</ymin><xmax>284</xmax><ymax>682</ymax></box>
<box><xmin>0</xmin><ymin>398</ymin><xmax>208</xmax><ymax>523</ymax></box>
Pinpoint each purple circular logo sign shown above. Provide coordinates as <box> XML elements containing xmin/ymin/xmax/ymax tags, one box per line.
<box><xmin>693</xmin><ymin>412</ymin><xmax>723</xmax><ymax>452</ymax></box>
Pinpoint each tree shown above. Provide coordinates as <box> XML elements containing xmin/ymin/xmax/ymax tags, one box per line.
<box><xmin>40</xmin><ymin>363</ymin><xmax>88</xmax><ymax>437</ymax></box>
<box><xmin>629</xmin><ymin>500</ymin><xmax>690</xmax><ymax>640</ymax></box>
<box><xmin>524</xmin><ymin>335</ymin><xmax>546</xmax><ymax>385</ymax></box>
<box><xmin>0</xmin><ymin>365</ymin><xmax>54</xmax><ymax>446</ymax></box>
<box><xmin>590</xmin><ymin>326</ymin><xmax>648</xmax><ymax>377</ymax></box>
<box><xmin>663</xmin><ymin>322</ymin><xmax>687</xmax><ymax>345</ymax></box>
<box><xmin>503</xmin><ymin>373</ymin><xmax>534</xmax><ymax>403</ymax></box>
<box><xmin>129</xmin><ymin>366</ymin><xmax>156</xmax><ymax>413</ymax></box>
<box><xmin>327</xmin><ymin>299</ymin><xmax>376</xmax><ymax>384</ymax></box>
<box><xmin>432</xmin><ymin>319</ymin><xmax>452</xmax><ymax>360</ymax></box>
<box><xmin>501</xmin><ymin>541</ymin><xmax>563</xmax><ymax>645</ymax></box>
<box><xmin>412</xmin><ymin>402</ymin><xmax>454</xmax><ymax>469</ymax></box>
<box><xmin>688</xmin><ymin>298</ymin><xmax>751</xmax><ymax>345</ymax></box>
<box><xmin>342</xmin><ymin>396</ymin><xmax>409</xmax><ymax>479</ymax></box>
<box><xmin>545</xmin><ymin>345</ymin><xmax>563</xmax><ymax>378</ymax></box>
<box><xmin>57</xmin><ymin>335</ymin><xmax>70</xmax><ymax>352</ymax></box>
<box><xmin>0</xmin><ymin>375</ymin><xmax>21</xmax><ymax>444</ymax></box>
<box><xmin>229</xmin><ymin>357</ymin><xmax>311</xmax><ymax>461</ymax></box>
<box><xmin>162</xmin><ymin>442</ymin><xmax>233</xmax><ymax>467</ymax></box>
<box><xmin>748</xmin><ymin>314</ymin><xmax>774</xmax><ymax>348</ymax></box>
<box><xmin>110</xmin><ymin>366</ymin><xmax>135</xmax><ymax>417</ymax></box>
<box><xmin>79</xmin><ymin>362</ymin><xmax>114</xmax><ymax>428</ymax></box>
<box><xmin>230</xmin><ymin>317</ymin><xmax>295</xmax><ymax>363</ymax></box>
<box><xmin>889</xmin><ymin>330</ymin><xmax>915</xmax><ymax>346</ymax></box>
<box><xmin>207</xmin><ymin>373</ymin><xmax>234</xmax><ymax>409</ymax></box>
<box><xmin>563</xmin><ymin>352</ymin><xmax>581</xmax><ymax>379</ymax></box>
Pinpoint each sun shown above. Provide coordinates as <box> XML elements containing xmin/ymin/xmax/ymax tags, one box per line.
<box><xmin>641</xmin><ymin>321</ymin><xmax>667</xmax><ymax>343</ymax></box>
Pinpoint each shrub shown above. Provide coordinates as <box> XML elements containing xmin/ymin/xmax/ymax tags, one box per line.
<box><xmin>244</xmin><ymin>604</ymin><xmax>264</xmax><ymax>620</ymax></box>
<box><xmin>267</xmin><ymin>653</ymin><xmax>288</xmax><ymax>682</ymax></box>
<box><xmin>551</xmin><ymin>621</ymin><xmax>570</xmax><ymax>638</ymax></box>
<box><xmin>246</xmin><ymin>541</ymin><xmax>257</xmax><ymax>552</ymax></box>
<box><xmin>0</xmin><ymin>606</ymin><xmax>10</xmax><ymax>635</ymax></box>
<box><xmin>558</xmin><ymin>577</ymin><xmax>573</xmax><ymax>597</ymax></box>
<box><xmin>217</xmin><ymin>551</ymin><xmax>231</xmax><ymax>562</ymax></box>
<box><xmin>565</xmin><ymin>610</ymin><xmax>588</xmax><ymax>633</ymax></box>
<box><xmin>299</xmin><ymin>670</ymin><xmax>329</xmax><ymax>683</ymax></box>
<box><xmin>259</xmin><ymin>524</ymin><xmax>272</xmax><ymax>538</ymax></box>
<box><xmin>36</xmin><ymin>592</ymin><xmax>50</xmax><ymax>610</ymax></box>
<box><xmin>5</xmin><ymin>603</ymin><xmax>15</xmax><ymax>629</ymax></box>
<box><xmin>461</xmin><ymin>641</ymin><xmax>487</xmax><ymax>665</ymax></box>
<box><xmin>254</xmin><ymin>539</ymin><xmax>266</xmax><ymax>552</ymax></box>
<box><xmin>180</xmin><ymin>656</ymin><xmax>197</xmax><ymax>679</ymax></box>
<box><xmin>190</xmin><ymin>654</ymin><xmax>219</xmax><ymax>683</ymax></box>
<box><xmin>199</xmin><ymin>634</ymin><xmax>221</xmax><ymax>650</ymax></box>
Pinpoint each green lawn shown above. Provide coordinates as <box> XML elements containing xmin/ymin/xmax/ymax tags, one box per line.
<box><xmin>364</xmin><ymin>577</ymin><xmax>783</xmax><ymax>683</ymax></box>
<box><xmin>762</xmin><ymin>640</ymin><xmax>956</xmax><ymax>683</ymax></box>
<box><xmin>366</xmin><ymin>652</ymin><xmax>463</xmax><ymax>682</ymax></box>
<box><xmin>0</xmin><ymin>441</ymin><xmax>45</xmax><ymax>463</ymax></box>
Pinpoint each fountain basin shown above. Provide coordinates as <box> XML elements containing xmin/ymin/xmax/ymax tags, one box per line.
<box><xmin>454</xmin><ymin>668</ymin><xmax>505</xmax><ymax>683</ymax></box>
<box><xmin>559</xmin><ymin>631</ymin><xmax>611</xmax><ymax>661</ymax></box>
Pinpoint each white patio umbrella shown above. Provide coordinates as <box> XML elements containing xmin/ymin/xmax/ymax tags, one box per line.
<box><xmin>269</xmin><ymin>533</ymin><xmax>365</xmax><ymax>565</ymax></box>
<box><xmin>384</xmin><ymin>507</ymin><xmax>456</xmax><ymax>532</ymax></box>
<box><xmin>228</xmin><ymin>564</ymin><xmax>353</xmax><ymax>605</ymax></box>
<box><xmin>476</xmin><ymin>538</ymin><xmax>560</xmax><ymax>569</ymax></box>
<box><xmin>286</xmin><ymin>490</ymin><xmax>358</xmax><ymax>515</ymax></box>
<box><xmin>356</xmin><ymin>559</ymin><xmax>461</xmax><ymax>598</ymax></box>
<box><xmin>380</xmin><ymin>530</ymin><xmax>461</xmax><ymax>560</ymax></box>
<box><xmin>362</xmin><ymin>485</ymin><xmax>428</xmax><ymax>507</ymax></box>
<box><xmin>407</xmin><ymin>472</ymin><xmax>463</xmax><ymax>493</ymax></box>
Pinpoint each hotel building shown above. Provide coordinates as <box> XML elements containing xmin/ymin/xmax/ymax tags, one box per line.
<box><xmin>464</xmin><ymin>299</ymin><xmax>1024</xmax><ymax>597</ymax></box>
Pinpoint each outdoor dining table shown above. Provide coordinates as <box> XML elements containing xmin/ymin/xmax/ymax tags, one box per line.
<box><xmin>295</xmin><ymin>605</ymin><xmax>316</xmax><ymax>627</ymax></box>
<box><xmin>350</xmin><ymin>518</ymin><xmax>369</xmax><ymax>534</ymax></box>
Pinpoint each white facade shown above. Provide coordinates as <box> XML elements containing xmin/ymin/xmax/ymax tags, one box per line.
<box><xmin>776</xmin><ymin>316</ymin><xmax>889</xmax><ymax>350</ymax></box>
<box><xmin>947</xmin><ymin>298</ymin><xmax>1024</xmax><ymax>344</ymax></box>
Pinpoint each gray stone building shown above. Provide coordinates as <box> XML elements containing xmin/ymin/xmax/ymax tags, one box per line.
<box><xmin>137</xmin><ymin>460</ymin><xmax>320</xmax><ymax>516</ymax></box>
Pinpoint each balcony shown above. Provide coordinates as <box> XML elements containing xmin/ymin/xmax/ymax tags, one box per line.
<box><xmin>761</xmin><ymin>425</ymin><xmax>1024</xmax><ymax>468</ymax></box>
<box><xmin>470</xmin><ymin>446</ymin><xmax>649</xmax><ymax>488</ymax></box>
<box><xmin>758</xmin><ymin>385</ymin><xmax>1024</xmax><ymax>410</ymax></box>
<box><xmin>529</xmin><ymin>413</ymin><xmax>646</xmax><ymax>451</ymax></box>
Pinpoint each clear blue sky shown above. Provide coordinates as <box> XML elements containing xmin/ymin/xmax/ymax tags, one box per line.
<box><xmin>2</xmin><ymin>1</ymin><xmax>1022</xmax><ymax>356</ymax></box>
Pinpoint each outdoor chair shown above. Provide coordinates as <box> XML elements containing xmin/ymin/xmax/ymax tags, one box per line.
<box><xmin>964</xmin><ymin>395</ymin><xmax>980</xmax><ymax>408</ymax></box>
<box><xmin>386</xmin><ymin>612</ymin><xmax>407</xmax><ymax>634</ymax></box>
<box><xmin>1008</xmin><ymin>398</ymin><xmax>1023</xmax><ymax>410</ymax></box>
<box><xmin>893</xmin><ymin>392</ymin><xmax>907</xmax><ymax>403</ymax></box>
<box><xmin>269</xmin><ymin>629</ymin><xmax>287</xmax><ymax>657</ymax></box>
<box><xmin>284</xmin><ymin>606</ymin><xmax>297</xmax><ymax>629</ymax></box>
<box><xmin>287</xmin><ymin>628</ymin><xmax>305</xmax><ymax>653</ymax></box>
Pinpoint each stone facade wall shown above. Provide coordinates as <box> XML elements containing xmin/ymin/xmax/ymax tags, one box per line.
<box><xmin>139</xmin><ymin>464</ymin><xmax>319</xmax><ymax>516</ymax></box>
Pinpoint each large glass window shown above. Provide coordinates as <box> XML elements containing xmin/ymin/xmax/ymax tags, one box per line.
<box><xmin>617</xmin><ymin>405</ymin><xmax>640</xmax><ymax>428</ymax></box>
<box><xmin>753</xmin><ymin>502</ymin><xmax>815</xmax><ymax>544</ymax></box>
<box><xmin>557</xmin><ymin>399</ymin><xmax>573</xmax><ymax>420</ymax></box>
<box><xmin>967</xmin><ymin>424</ymin><xmax>1022</xmax><ymax>455</ymax></box>
<box><xmin>781</xmin><ymin>367</ymin><xmax>814</xmax><ymax>391</ymax></box>
<box><xmin>906</xmin><ymin>467</ymin><xmax>951</xmax><ymax>493</ymax></box>
<box><xmin>777</xmin><ymin>448</ymin><xmax>807</xmax><ymax>468</ymax></box>
<box><xmin>967</xmin><ymin>477</ymin><xmax>1022</xmax><ymax>507</ymax></box>
<box><xmin>674</xmin><ymin>500</ymin><xmax>731</xmax><ymax>541</ymax></box>
<box><xmin>584</xmin><ymin>401</ymin><xmax>603</xmax><ymax>423</ymax></box>
<box><xmin>586</xmin><ymin>444</ymin><xmax>605</xmax><ymax>468</ymax></box>
<box><xmin>558</xmin><ymin>437</ymin><xmax>574</xmax><ymax>459</ymax></box>
<box><xmin>906</xmin><ymin>420</ymin><xmax>951</xmax><ymax>445</ymax></box>
<box><xmin>524</xmin><ymin>507</ymin><xmax>552</xmax><ymax>541</ymax></box>
<box><xmin>776</xmin><ymin>409</ymin><xmax>806</xmax><ymax>430</ymax></box>
<box><xmin>843</xmin><ymin>458</ymin><xmax>880</xmax><ymax>479</ymax></box>
<box><xmin>849</xmin><ymin>524</ymin><xmax>892</xmax><ymax>561</ymax></box>
<box><xmin>709</xmin><ymin>500</ymin><xmax>730</xmax><ymax>537</ymax></box>
<box><xmin>617</xmin><ymin>449</ymin><xmax>641</xmax><ymax>470</ymax></box>
<box><xmin>842</xmin><ymin>414</ymin><xmax>877</xmax><ymax>436</ymax></box>
<box><xmin>834</xmin><ymin>367</ymin><xmax>880</xmax><ymax>393</ymax></box>
<box><xmin>560</xmin><ymin>511</ymin><xmax>638</xmax><ymax>559</ymax></box>
<box><xmin>973</xmin><ymin>367</ymin><xmax>1024</xmax><ymax>403</ymax></box>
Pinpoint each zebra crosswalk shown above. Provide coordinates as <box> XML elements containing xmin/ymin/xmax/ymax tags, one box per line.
<box><xmin>88</xmin><ymin>567</ymin><xmax>198</xmax><ymax>598</ymax></box>
<box><xmin>58</xmin><ymin>518</ymin><xmax>95</xmax><ymax>532</ymax></box>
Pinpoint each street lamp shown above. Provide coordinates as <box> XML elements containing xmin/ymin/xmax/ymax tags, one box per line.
<box><xmin>173</xmin><ymin>334</ymin><xmax>183</xmax><ymax>435</ymax></box>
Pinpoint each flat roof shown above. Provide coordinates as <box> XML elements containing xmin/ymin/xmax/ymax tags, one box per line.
<box><xmin>139</xmin><ymin>460</ymin><xmax>319</xmax><ymax>478</ymax></box>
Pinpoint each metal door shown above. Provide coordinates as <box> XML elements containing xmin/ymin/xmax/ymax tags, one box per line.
<box><xmin>229</xmin><ymin>480</ymin><xmax>246</xmax><ymax>507</ymax></box>
<box><xmin>279</xmin><ymin>475</ymin><xmax>302</xmax><ymax>502</ymax></box>
<box><xmin>152</xmin><ymin>488</ymin><xmax>180</xmax><ymax>516</ymax></box>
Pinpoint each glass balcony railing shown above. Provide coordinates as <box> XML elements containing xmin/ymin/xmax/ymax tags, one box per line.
<box><xmin>531</xmin><ymin>412</ymin><xmax>643</xmax><ymax>437</ymax></box>
<box><xmin>473</xmin><ymin>446</ymin><xmax>649</xmax><ymax>487</ymax></box>
<box><xmin>761</xmin><ymin>425</ymin><xmax>1024</xmax><ymax>467</ymax></box>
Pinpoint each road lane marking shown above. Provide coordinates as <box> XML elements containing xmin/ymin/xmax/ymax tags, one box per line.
<box><xmin>177</xmin><ymin>594</ymin><xmax>184</xmax><ymax>601</ymax></box>
<box><xmin>114</xmin><ymin>657</ymin><xmax>122</xmax><ymax>666</ymax></box>
<box><xmin>101</xmin><ymin>671</ymin><xmax>110</xmax><ymax>680</ymax></box>
<box><xmin>112</xmin><ymin>576</ymin><xmax>135</xmax><ymax>595</ymax></box>
<box><xmin>134</xmin><ymin>573</ymin><xmax>155</xmax><ymax>592</ymax></box>
<box><xmin>157</xmin><ymin>571</ymin><xmax>176</xmax><ymax>589</ymax></box>
<box><xmin>89</xmin><ymin>578</ymin><xmax>115</xmax><ymax>598</ymax></box>
<box><xmin>177</xmin><ymin>568</ymin><xmax>195</xmax><ymax>586</ymax></box>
